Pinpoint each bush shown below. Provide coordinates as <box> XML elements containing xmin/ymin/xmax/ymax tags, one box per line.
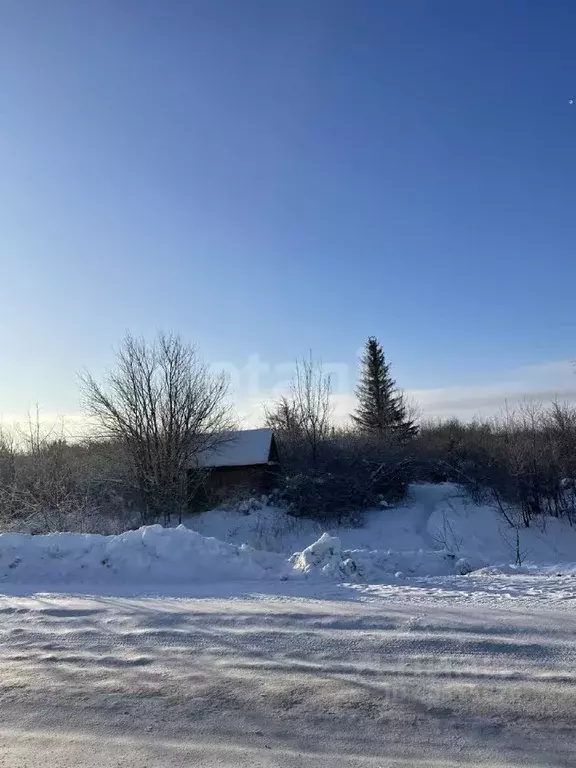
<box><xmin>278</xmin><ymin>472</ymin><xmax>367</xmax><ymax>525</ymax></box>
<box><xmin>273</xmin><ymin>430</ymin><xmax>414</xmax><ymax>523</ymax></box>
<box><xmin>415</xmin><ymin>403</ymin><xmax>576</xmax><ymax>526</ymax></box>
<box><xmin>0</xmin><ymin>418</ymin><xmax>141</xmax><ymax>533</ymax></box>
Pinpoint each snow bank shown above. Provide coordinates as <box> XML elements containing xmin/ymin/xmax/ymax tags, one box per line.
<box><xmin>0</xmin><ymin>525</ymin><xmax>473</xmax><ymax>587</ymax></box>
<box><xmin>289</xmin><ymin>532</ymin><xmax>475</xmax><ymax>580</ymax></box>
<box><xmin>0</xmin><ymin>525</ymin><xmax>285</xmax><ymax>584</ymax></box>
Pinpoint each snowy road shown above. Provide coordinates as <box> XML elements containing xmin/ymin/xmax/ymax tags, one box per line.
<box><xmin>0</xmin><ymin>584</ymin><xmax>575</xmax><ymax>767</ymax></box>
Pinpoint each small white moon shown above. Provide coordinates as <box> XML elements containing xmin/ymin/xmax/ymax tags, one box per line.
<box><xmin>570</xmin><ymin>99</ymin><xmax>574</xmax><ymax>105</ymax></box>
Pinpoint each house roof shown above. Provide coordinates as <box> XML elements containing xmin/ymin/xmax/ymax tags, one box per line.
<box><xmin>194</xmin><ymin>428</ymin><xmax>276</xmax><ymax>469</ymax></box>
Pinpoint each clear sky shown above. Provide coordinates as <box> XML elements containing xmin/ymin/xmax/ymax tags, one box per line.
<box><xmin>1</xmin><ymin>0</ymin><xmax>576</xmax><ymax>425</ymax></box>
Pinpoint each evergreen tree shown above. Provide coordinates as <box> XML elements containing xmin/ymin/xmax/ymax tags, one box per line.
<box><xmin>352</xmin><ymin>337</ymin><xmax>418</xmax><ymax>437</ymax></box>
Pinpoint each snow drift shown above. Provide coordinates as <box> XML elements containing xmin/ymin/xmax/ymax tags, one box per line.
<box><xmin>187</xmin><ymin>483</ymin><xmax>576</xmax><ymax>573</ymax></box>
<box><xmin>0</xmin><ymin>526</ymin><xmax>472</xmax><ymax>586</ymax></box>
<box><xmin>0</xmin><ymin>525</ymin><xmax>285</xmax><ymax>584</ymax></box>
<box><xmin>289</xmin><ymin>532</ymin><xmax>474</xmax><ymax>580</ymax></box>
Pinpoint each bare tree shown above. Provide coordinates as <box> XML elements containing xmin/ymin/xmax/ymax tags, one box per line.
<box><xmin>0</xmin><ymin>425</ymin><xmax>16</xmax><ymax>485</ymax></box>
<box><xmin>293</xmin><ymin>355</ymin><xmax>332</xmax><ymax>464</ymax></box>
<box><xmin>265</xmin><ymin>354</ymin><xmax>332</xmax><ymax>467</ymax></box>
<box><xmin>80</xmin><ymin>332</ymin><xmax>234</xmax><ymax>524</ymax></box>
<box><xmin>264</xmin><ymin>396</ymin><xmax>301</xmax><ymax>437</ymax></box>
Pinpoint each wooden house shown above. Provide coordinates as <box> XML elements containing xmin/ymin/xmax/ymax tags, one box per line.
<box><xmin>192</xmin><ymin>428</ymin><xmax>280</xmax><ymax>501</ymax></box>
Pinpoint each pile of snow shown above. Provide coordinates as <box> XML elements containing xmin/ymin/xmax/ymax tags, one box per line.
<box><xmin>0</xmin><ymin>525</ymin><xmax>474</xmax><ymax>586</ymax></box>
<box><xmin>289</xmin><ymin>532</ymin><xmax>474</xmax><ymax>580</ymax></box>
<box><xmin>0</xmin><ymin>523</ymin><xmax>474</xmax><ymax>587</ymax></box>
<box><xmin>0</xmin><ymin>525</ymin><xmax>285</xmax><ymax>585</ymax></box>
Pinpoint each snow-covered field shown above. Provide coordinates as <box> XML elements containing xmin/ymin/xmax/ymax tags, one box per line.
<box><xmin>1</xmin><ymin>484</ymin><xmax>576</xmax><ymax>765</ymax></box>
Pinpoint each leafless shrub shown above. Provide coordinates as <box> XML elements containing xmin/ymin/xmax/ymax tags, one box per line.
<box><xmin>416</xmin><ymin>401</ymin><xmax>576</xmax><ymax>527</ymax></box>
<box><xmin>0</xmin><ymin>409</ymin><xmax>140</xmax><ymax>533</ymax></box>
<box><xmin>265</xmin><ymin>354</ymin><xmax>332</xmax><ymax>469</ymax></box>
<box><xmin>432</xmin><ymin>508</ymin><xmax>464</xmax><ymax>553</ymax></box>
<box><xmin>0</xmin><ymin>425</ymin><xmax>16</xmax><ymax>488</ymax></box>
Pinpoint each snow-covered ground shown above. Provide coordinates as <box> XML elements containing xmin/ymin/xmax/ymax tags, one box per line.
<box><xmin>187</xmin><ymin>483</ymin><xmax>576</xmax><ymax>572</ymax></box>
<box><xmin>1</xmin><ymin>484</ymin><xmax>576</xmax><ymax>765</ymax></box>
<box><xmin>1</xmin><ymin>483</ymin><xmax>576</xmax><ymax>593</ymax></box>
<box><xmin>0</xmin><ymin>591</ymin><xmax>575</xmax><ymax>767</ymax></box>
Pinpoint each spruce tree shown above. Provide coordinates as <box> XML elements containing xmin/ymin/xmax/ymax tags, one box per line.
<box><xmin>352</xmin><ymin>337</ymin><xmax>417</xmax><ymax>437</ymax></box>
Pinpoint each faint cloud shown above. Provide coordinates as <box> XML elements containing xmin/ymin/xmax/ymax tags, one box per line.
<box><xmin>407</xmin><ymin>360</ymin><xmax>576</xmax><ymax>420</ymax></box>
<box><xmin>236</xmin><ymin>359</ymin><xmax>576</xmax><ymax>426</ymax></box>
<box><xmin>3</xmin><ymin>359</ymin><xmax>574</xmax><ymax>433</ymax></box>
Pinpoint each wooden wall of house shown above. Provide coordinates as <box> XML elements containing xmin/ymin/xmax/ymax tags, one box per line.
<box><xmin>209</xmin><ymin>464</ymin><xmax>278</xmax><ymax>494</ymax></box>
<box><xmin>190</xmin><ymin>463</ymin><xmax>279</xmax><ymax>507</ymax></box>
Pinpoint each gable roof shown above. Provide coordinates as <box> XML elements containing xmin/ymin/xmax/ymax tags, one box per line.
<box><xmin>194</xmin><ymin>428</ymin><xmax>276</xmax><ymax>469</ymax></box>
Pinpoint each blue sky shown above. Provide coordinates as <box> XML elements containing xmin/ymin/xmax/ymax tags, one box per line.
<box><xmin>1</xmin><ymin>0</ymin><xmax>576</xmax><ymax>424</ymax></box>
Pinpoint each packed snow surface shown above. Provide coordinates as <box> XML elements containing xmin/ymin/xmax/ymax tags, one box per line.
<box><xmin>1</xmin><ymin>591</ymin><xmax>575</xmax><ymax>766</ymax></box>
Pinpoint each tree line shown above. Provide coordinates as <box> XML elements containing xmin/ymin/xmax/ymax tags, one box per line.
<box><xmin>0</xmin><ymin>330</ymin><xmax>575</xmax><ymax>532</ymax></box>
